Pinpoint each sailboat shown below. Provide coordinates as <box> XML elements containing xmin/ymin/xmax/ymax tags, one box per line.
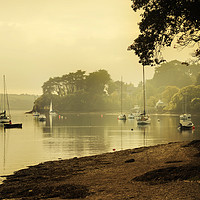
<box><xmin>118</xmin><ymin>77</ymin><xmax>126</xmax><ymax>120</ymax></box>
<box><xmin>49</xmin><ymin>100</ymin><xmax>57</xmax><ymax>115</ymax></box>
<box><xmin>0</xmin><ymin>76</ymin><xmax>10</xmax><ymax>124</ymax></box>
<box><xmin>0</xmin><ymin>75</ymin><xmax>22</xmax><ymax>128</ymax></box>
<box><xmin>179</xmin><ymin>114</ymin><xmax>194</xmax><ymax>130</ymax></box>
<box><xmin>137</xmin><ymin>65</ymin><xmax>151</xmax><ymax>125</ymax></box>
<box><xmin>179</xmin><ymin>96</ymin><xmax>194</xmax><ymax>130</ymax></box>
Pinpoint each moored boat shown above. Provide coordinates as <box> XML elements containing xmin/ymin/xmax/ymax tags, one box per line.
<box><xmin>38</xmin><ymin>114</ymin><xmax>46</xmax><ymax>121</ymax></box>
<box><xmin>136</xmin><ymin>65</ymin><xmax>151</xmax><ymax>125</ymax></box>
<box><xmin>4</xmin><ymin>123</ymin><xmax>22</xmax><ymax>129</ymax></box>
<box><xmin>179</xmin><ymin>114</ymin><xmax>194</xmax><ymax>130</ymax></box>
<box><xmin>0</xmin><ymin>75</ymin><xmax>22</xmax><ymax>128</ymax></box>
<box><xmin>128</xmin><ymin>113</ymin><xmax>134</xmax><ymax>119</ymax></box>
<box><xmin>118</xmin><ymin>114</ymin><xmax>126</xmax><ymax>120</ymax></box>
<box><xmin>137</xmin><ymin>113</ymin><xmax>151</xmax><ymax>125</ymax></box>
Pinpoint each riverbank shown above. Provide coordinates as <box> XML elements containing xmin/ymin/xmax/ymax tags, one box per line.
<box><xmin>0</xmin><ymin>140</ymin><xmax>200</xmax><ymax>200</ymax></box>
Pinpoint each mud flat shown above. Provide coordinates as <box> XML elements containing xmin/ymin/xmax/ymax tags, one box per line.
<box><xmin>0</xmin><ymin>140</ymin><xmax>200</xmax><ymax>200</ymax></box>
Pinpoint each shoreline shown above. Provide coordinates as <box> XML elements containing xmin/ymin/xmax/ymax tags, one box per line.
<box><xmin>0</xmin><ymin>140</ymin><xmax>200</xmax><ymax>199</ymax></box>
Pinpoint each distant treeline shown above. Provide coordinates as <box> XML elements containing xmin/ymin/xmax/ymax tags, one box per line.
<box><xmin>34</xmin><ymin>69</ymin><xmax>136</xmax><ymax>113</ymax></box>
<box><xmin>33</xmin><ymin>60</ymin><xmax>200</xmax><ymax>113</ymax></box>
<box><xmin>0</xmin><ymin>94</ymin><xmax>38</xmax><ymax>110</ymax></box>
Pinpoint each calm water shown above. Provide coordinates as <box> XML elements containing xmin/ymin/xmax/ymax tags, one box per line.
<box><xmin>0</xmin><ymin>110</ymin><xmax>200</xmax><ymax>180</ymax></box>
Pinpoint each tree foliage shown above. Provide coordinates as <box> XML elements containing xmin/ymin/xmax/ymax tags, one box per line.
<box><xmin>128</xmin><ymin>0</ymin><xmax>200</xmax><ymax>65</ymax></box>
<box><xmin>149</xmin><ymin>60</ymin><xmax>193</xmax><ymax>88</ymax></box>
<box><xmin>167</xmin><ymin>85</ymin><xmax>200</xmax><ymax>112</ymax></box>
<box><xmin>85</xmin><ymin>70</ymin><xmax>111</xmax><ymax>94</ymax></box>
<box><xmin>34</xmin><ymin>61</ymin><xmax>200</xmax><ymax>113</ymax></box>
<box><xmin>35</xmin><ymin>69</ymin><xmax>135</xmax><ymax>113</ymax></box>
<box><xmin>42</xmin><ymin>70</ymin><xmax>86</xmax><ymax>96</ymax></box>
<box><xmin>162</xmin><ymin>86</ymin><xmax>179</xmax><ymax>105</ymax></box>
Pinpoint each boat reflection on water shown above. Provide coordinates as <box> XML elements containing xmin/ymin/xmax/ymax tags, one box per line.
<box><xmin>42</xmin><ymin>114</ymin><xmax>55</xmax><ymax>133</ymax></box>
<box><xmin>178</xmin><ymin>126</ymin><xmax>195</xmax><ymax>135</ymax></box>
<box><xmin>137</xmin><ymin>125</ymin><xmax>149</xmax><ymax>147</ymax></box>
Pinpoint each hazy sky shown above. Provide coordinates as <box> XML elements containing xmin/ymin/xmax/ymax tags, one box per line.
<box><xmin>0</xmin><ymin>0</ymin><xmax>195</xmax><ymax>94</ymax></box>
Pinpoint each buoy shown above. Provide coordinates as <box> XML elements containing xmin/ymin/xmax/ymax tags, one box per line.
<box><xmin>113</xmin><ymin>149</ymin><xmax>116</xmax><ymax>151</ymax></box>
<box><xmin>192</xmin><ymin>126</ymin><xmax>195</xmax><ymax>129</ymax></box>
<box><xmin>131</xmin><ymin>129</ymin><xmax>133</xmax><ymax>131</ymax></box>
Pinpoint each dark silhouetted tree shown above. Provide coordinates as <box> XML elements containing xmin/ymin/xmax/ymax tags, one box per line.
<box><xmin>128</xmin><ymin>0</ymin><xmax>200</xmax><ymax>66</ymax></box>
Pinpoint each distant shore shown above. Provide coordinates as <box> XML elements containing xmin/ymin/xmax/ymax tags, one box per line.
<box><xmin>0</xmin><ymin>140</ymin><xmax>200</xmax><ymax>200</ymax></box>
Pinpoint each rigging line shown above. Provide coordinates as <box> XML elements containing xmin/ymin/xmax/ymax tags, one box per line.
<box><xmin>3</xmin><ymin>75</ymin><xmax>5</xmax><ymax>112</ymax></box>
<box><xmin>0</xmin><ymin>93</ymin><xmax>2</xmax><ymax>112</ymax></box>
<box><xmin>4</xmin><ymin>76</ymin><xmax>11</xmax><ymax>118</ymax></box>
<box><xmin>6</xmin><ymin>85</ymin><xmax>11</xmax><ymax>118</ymax></box>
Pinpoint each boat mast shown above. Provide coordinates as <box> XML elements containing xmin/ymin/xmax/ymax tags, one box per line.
<box><xmin>143</xmin><ymin>65</ymin><xmax>146</xmax><ymax>116</ymax></box>
<box><xmin>3</xmin><ymin>75</ymin><xmax>5</xmax><ymax>112</ymax></box>
<box><xmin>121</xmin><ymin>76</ymin><xmax>123</xmax><ymax>114</ymax></box>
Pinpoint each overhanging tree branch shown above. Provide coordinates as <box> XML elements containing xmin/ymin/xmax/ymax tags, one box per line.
<box><xmin>129</xmin><ymin>0</ymin><xmax>200</xmax><ymax>66</ymax></box>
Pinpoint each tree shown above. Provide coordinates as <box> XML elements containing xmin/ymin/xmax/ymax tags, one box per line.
<box><xmin>191</xmin><ymin>98</ymin><xmax>200</xmax><ymax>112</ymax></box>
<box><xmin>128</xmin><ymin>0</ymin><xmax>200</xmax><ymax>66</ymax></box>
<box><xmin>162</xmin><ymin>86</ymin><xmax>179</xmax><ymax>104</ymax></box>
<box><xmin>167</xmin><ymin>85</ymin><xmax>200</xmax><ymax>112</ymax></box>
<box><xmin>150</xmin><ymin>60</ymin><xmax>193</xmax><ymax>88</ymax></box>
<box><xmin>62</xmin><ymin>70</ymin><xmax>86</xmax><ymax>95</ymax></box>
<box><xmin>85</xmin><ymin>70</ymin><xmax>111</xmax><ymax>94</ymax></box>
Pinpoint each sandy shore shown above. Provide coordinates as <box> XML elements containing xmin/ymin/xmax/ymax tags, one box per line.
<box><xmin>0</xmin><ymin>140</ymin><xmax>200</xmax><ymax>200</ymax></box>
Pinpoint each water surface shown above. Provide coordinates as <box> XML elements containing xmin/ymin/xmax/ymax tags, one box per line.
<box><xmin>0</xmin><ymin>111</ymin><xmax>200</xmax><ymax>179</ymax></box>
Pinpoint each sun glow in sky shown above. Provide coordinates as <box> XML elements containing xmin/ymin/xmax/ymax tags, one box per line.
<box><xmin>0</xmin><ymin>0</ymin><xmax>194</xmax><ymax>94</ymax></box>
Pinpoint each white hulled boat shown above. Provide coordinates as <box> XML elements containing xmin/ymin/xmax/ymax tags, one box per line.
<box><xmin>179</xmin><ymin>114</ymin><xmax>194</xmax><ymax>130</ymax></box>
<box><xmin>128</xmin><ymin>113</ymin><xmax>135</xmax><ymax>119</ymax></box>
<box><xmin>179</xmin><ymin>95</ymin><xmax>194</xmax><ymax>130</ymax></box>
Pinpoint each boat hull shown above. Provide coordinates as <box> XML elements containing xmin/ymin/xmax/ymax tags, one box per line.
<box><xmin>180</xmin><ymin>126</ymin><xmax>193</xmax><ymax>130</ymax></box>
<box><xmin>179</xmin><ymin>114</ymin><xmax>194</xmax><ymax>130</ymax></box>
<box><xmin>128</xmin><ymin>114</ymin><xmax>134</xmax><ymax>119</ymax></box>
<box><xmin>137</xmin><ymin>120</ymin><xmax>151</xmax><ymax>125</ymax></box>
<box><xmin>38</xmin><ymin>114</ymin><xmax>46</xmax><ymax>121</ymax></box>
<box><xmin>39</xmin><ymin>118</ymin><xmax>46</xmax><ymax>121</ymax></box>
<box><xmin>137</xmin><ymin>114</ymin><xmax>151</xmax><ymax>125</ymax></box>
<box><xmin>4</xmin><ymin>123</ymin><xmax>22</xmax><ymax>129</ymax></box>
